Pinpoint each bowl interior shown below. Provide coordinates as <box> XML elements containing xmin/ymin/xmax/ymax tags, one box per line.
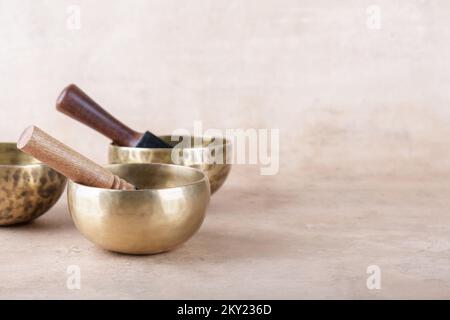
<box><xmin>112</xmin><ymin>135</ymin><xmax>230</xmax><ymax>150</ymax></box>
<box><xmin>0</xmin><ymin>143</ymin><xmax>40</xmax><ymax>165</ymax></box>
<box><xmin>159</xmin><ymin>135</ymin><xmax>229</xmax><ymax>149</ymax></box>
<box><xmin>107</xmin><ymin>163</ymin><xmax>206</xmax><ymax>190</ymax></box>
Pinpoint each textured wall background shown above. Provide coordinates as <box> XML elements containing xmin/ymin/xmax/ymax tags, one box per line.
<box><xmin>0</xmin><ymin>0</ymin><xmax>449</xmax><ymax>178</ymax></box>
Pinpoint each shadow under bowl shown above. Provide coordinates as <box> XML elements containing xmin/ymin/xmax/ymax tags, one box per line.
<box><xmin>0</xmin><ymin>143</ymin><xmax>67</xmax><ymax>226</ymax></box>
<box><xmin>67</xmin><ymin>163</ymin><xmax>210</xmax><ymax>255</ymax></box>
<box><xmin>108</xmin><ymin>135</ymin><xmax>232</xmax><ymax>194</ymax></box>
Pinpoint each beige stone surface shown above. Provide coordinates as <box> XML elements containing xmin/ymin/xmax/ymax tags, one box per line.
<box><xmin>1</xmin><ymin>165</ymin><xmax>450</xmax><ymax>299</ymax></box>
<box><xmin>1</xmin><ymin>0</ymin><xmax>450</xmax><ymax>298</ymax></box>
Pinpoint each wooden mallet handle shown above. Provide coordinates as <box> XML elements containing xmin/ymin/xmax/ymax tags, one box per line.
<box><xmin>17</xmin><ymin>126</ymin><xmax>135</xmax><ymax>190</ymax></box>
<box><xmin>56</xmin><ymin>84</ymin><xmax>143</xmax><ymax>146</ymax></box>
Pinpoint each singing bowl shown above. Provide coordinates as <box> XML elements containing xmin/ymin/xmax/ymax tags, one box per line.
<box><xmin>108</xmin><ymin>136</ymin><xmax>232</xmax><ymax>194</ymax></box>
<box><xmin>67</xmin><ymin>163</ymin><xmax>210</xmax><ymax>255</ymax></box>
<box><xmin>0</xmin><ymin>143</ymin><xmax>66</xmax><ymax>226</ymax></box>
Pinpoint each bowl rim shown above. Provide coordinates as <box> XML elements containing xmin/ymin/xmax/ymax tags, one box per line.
<box><xmin>68</xmin><ymin>163</ymin><xmax>210</xmax><ymax>192</ymax></box>
<box><xmin>0</xmin><ymin>142</ymin><xmax>48</xmax><ymax>169</ymax></box>
<box><xmin>108</xmin><ymin>135</ymin><xmax>232</xmax><ymax>151</ymax></box>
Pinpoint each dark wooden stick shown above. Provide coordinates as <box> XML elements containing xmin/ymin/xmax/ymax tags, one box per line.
<box><xmin>17</xmin><ymin>126</ymin><xmax>135</xmax><ymax>190</ymax></box>
<box><xmin>56</xmin><ymin>84</ymin><xmax>143</xmax><ymax>146</ymax></box>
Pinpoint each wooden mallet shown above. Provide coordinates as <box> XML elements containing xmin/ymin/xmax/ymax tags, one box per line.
<box><xmin>56</xmin><ymin>84</ymin><xmax>172</xmax><ymax>149</ymax></box>
<box><xmin>17</xmin><ymin>126</ymin><xmax>135</xmax><ymax>190</ymax></box>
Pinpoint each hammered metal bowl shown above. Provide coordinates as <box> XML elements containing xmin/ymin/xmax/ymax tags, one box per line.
<box><xmin>0</xmin><ymin>143</ymin><xmax>67</xmax><ymax>226</ymax></box>
<box><xmin>67</xmin><ymin>163</ymin><xmax>210</xmax><ymax>255</ymax></box>
<box><xmin>108</xmin><ymin>135</ymin><xmax>232</xmax><ymax>194</ymax></box>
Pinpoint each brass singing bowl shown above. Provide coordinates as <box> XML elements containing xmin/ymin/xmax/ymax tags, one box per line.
<box><xmin>0</xmin><ymin>143</ymin><xmax>66</xmax><ymax>226</ymax></box>
<box><xmin>108</xmin><ymin>136</ymin><xmax>232</xmax><ymax>194</ymax></box>
<box><xmin>67</xmin><ymin>163</ymin><xmax>210</xmax><ymax>255</ymax></box>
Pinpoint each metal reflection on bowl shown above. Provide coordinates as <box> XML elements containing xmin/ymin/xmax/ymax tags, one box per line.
<box><xmin>108</xmin><ymin>135</ymin><xmax>232</xmax><ymax>194</ymax></box>
<box><xmin>0</xmin><ymin>143</ymin><xmax>66</xmax><ymax>226</ymax></box>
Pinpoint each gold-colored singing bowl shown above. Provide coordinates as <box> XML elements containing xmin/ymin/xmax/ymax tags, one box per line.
<box><xmin>108</xmin><ymin>136</ymin><xmax>232</xmax><ymax>194</ymax></box>
<box><xmin>67</xmin><ymin>163</ymin><xmax>210</xmax><ymax>255</ymax></box>
<box><xmin>0</xmin><ymin>143</ymin><xmax>66</xmax><ymax>226</ymax></box>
